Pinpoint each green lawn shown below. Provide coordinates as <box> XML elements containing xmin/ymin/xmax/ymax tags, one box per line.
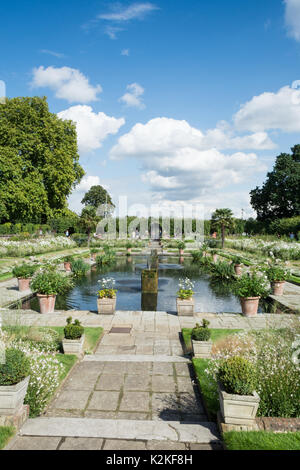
<box><xmin>182</xmin><ymin>327</ymin><xmax>241</xmax><ymax>352</ymax></box>
<box><xmin>56</xmin><ymin>353</ymin><xmax>78</xmax><ymax>382</ymax></box>
<box><xmin>0</xmin><ymin>426</ymin><xmax>15</xmax><ymax>450</ymax></box>
<box><xmin>223</xmin><ymin>431</ymin><xmax>300</xmax><ymax>450</ymax></box>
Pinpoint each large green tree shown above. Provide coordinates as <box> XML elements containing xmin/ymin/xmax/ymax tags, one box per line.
<box><xmin>79</xmin><ymin>206</ymin><xmax>100</xmax><ymax>247</ymax></box>
<box><xmin>211</xmin><ymin>208</ymin><xmax>234</xmax><ymax>248</ymax></box>
<box><xmin>81</xmin><ymin>185</ymin><xmax>115</xmax><ymax>215</ymax></box>
<box><xmin>0</xmin><ymin>96</ymin><xmax>84</xmax><ymax>223</ymax></box>
<box><xmin>250</xmin><ymin>145</ymin><xmax>300</xmax><ymax>221</ymax></box>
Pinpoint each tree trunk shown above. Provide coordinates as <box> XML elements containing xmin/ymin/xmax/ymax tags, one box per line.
<box><xmin>87</xmin><ymin>229</ymin><xmax>91</xmax><ymax>248</ymax></box>
<box><xmin>221</xmin><ymin>224</ymin><xmax>225</xmax><ymax>248</ymax></box>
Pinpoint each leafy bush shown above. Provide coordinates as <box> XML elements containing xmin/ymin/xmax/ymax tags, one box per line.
<box><xmin>233</xmin><ymin>271</ymin><xmax>269</xmax><ymax>298</ymax></box>
<box><xmin>192</xmin><ymin>250</ymin><xmax>203</xmax><ymax>262</ymax></box>
<box><xmin>64</xmin><ymin>317</ymin><xmax>84</xmax><ymax>340</ymax></box>
<box><xmin>177</xmin><ymin>241</ymin><xmax>186</xmax><ymax>250</ymax></box>
<box><xmin>71</xmin><ymin>233</ymin><xmax>88</xmax><ymax>246</ymax></box>
<box><xmin>218</xmin><ymin>356</ymin><xmax>256</xmax><ymax>395</ymax></box>
<box><xmin>12</xmin><ymin>263</ymin><xmax>39</xmax><ymax>279</ymax></box>
<box><xmin>264</xmin><ymin>264</ymin><xmax>289</xmax><ymax>282</ymax></box>
<box><xmin>0</xmin><ymin>348</ymin><xmax>30</xmax><ymax>385</ymax></box>
<box><xmin>192</xmin><ymin>320</ymin><xmax>211</xmax><ymax>341</ymax></box>
<box><xmin>233</xmin><ymin>256</ymin><xmax>243</xmax><ymax>265</ymax></box>
<box><xmin>30</xmin><ymin>269</ymin><xmax>73</xmax><ymax>295</ymax></box>
<box><xmin>71</xmin><ymin>258</ymin><xmax>90</xmax><ymax>277</ymax></box>
<box><xmin>210</xmin><ymin>261</ymin><xmax>235</xmax><ymax>280</ymax></box>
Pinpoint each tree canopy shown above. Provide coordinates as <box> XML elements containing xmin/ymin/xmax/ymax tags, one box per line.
<box><xmin>81</xmin><ymin>185</ymin><xmax>115</xmax><ymax>214</ymax></box>
<box><xmin>250</xmin><ymin>145</ymin><xmax>300</xmax><ymax>221</ymax></box>
<box><xmin>0</xmin><ymin>96</ymin><xmax>84</xmax><ymax>223</ymax></box>
<box><xmin>211</xmin><ymin>208</ymin><xmax>234</xmax><ymax>248</ymax></box>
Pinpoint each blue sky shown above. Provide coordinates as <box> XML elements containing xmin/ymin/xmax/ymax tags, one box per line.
<box><xmin>1</xmin><ymin>0</ymin><xmax>300</xmax><ymax>218</ymax></box>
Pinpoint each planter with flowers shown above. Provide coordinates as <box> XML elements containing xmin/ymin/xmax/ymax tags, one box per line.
<box><xmin>12</xmin><ymin>264</ymin><xmax>39</xmax><ymax>292</ymax></box>
<box><xmin>217</xmin><ymin>356</ymin><xmax>260</xmax><ymax>425</ymax></box>
<box><xmin>233</xmin><ymin>256</ymin><xmax>243</xmax><ymax>276</ymax></box>
<box><xmin>234</xmin><ymin>271</ymin><xmax>269</xmax><ymax>317</ymax></box>
<box><xmin>126</xmin><ymin>241</ymin><xmax>133</xmax><ymax>255</ymax></box>
<box><xmin>62</xmin><ymin>317</ymin><xmax>85</xmax><ymax>357</ymax></box>
<box><xmin>30</xmin><ymin>269</ymin><xmax>73</xmax><ymax>314</ymax></box>
<box><xmin>0</xmin><ymin>348</ymin><xmax>31</xmax><ymax>416</ymax></box>
<box><xmin>177</xmin><ymin>241</ymin><xmax>186</xmax><ymax>256</ymax></box>
<box><xmin>265</xmin><ymin>265</ymin><xmax>289</xmax><ymax>296</ymax></box>
<box><xmin>191</xmin><ymin>320</ymin><xmax>212</xmax><ymax>358</ymax></box>
<box><xmin>176</xmin><ymin>277</ymin><xmax>195</xmax><ymax>316</ymax></box>
<box><xmin>97</xmin><ymin>277</ymin><xmax>117</xmax><ymax>314</ymax></box>
<box><xmin>90</xmin><ymin>249</ymin><xmax>98</xmax><ymax>261</ymax></box>
<box><xmin>63</xmin><ymin>256</ymin><xmax>73</xmax><ymax>272</ymax></box>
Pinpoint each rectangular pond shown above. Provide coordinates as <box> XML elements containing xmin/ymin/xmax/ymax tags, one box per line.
<box><xmin>16</xmin><ymin>256</ymin><xmax>270</xmax><ymax>314</ymax></box>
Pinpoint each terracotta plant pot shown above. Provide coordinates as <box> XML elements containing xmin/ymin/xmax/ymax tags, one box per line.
<box><xmin>64</xmin><ymin>262</ymin><xmax>71</xmax><ymax>272</ymax></box>
<box><xmin>91</xmin><ymin>253</ymin><xmax>97</xmax><ymax>261</ymax></box>
<box><xmin>271</xmin><ymin>281</ymin><xmax>285</xmax><ymax>296</ymax></box>
<box><xmin>127</xmin><ymin>248</ymin><xmax>132</xmax><ymax>254</ymax></box>
<box><xmin>37</xmin><ymin>294</ymin><xmax>56</xmax><ymax>314</ymax></box>
<box><xmin>179</xmin><ymin>249</ymin><xmax>184</xmax><ymax>256</ymax></box>
<box><xmin>17</xmin><ymin>278</ymin><xmax>31</xmax><ymax>292</ymax></box>
<box><xmin>240</xmin><ymin>297</ymin><xmax>260</xmax><ymax>317</ymax></box>
<box><xmin>234</xmin><ymin>264</ymin><xmax>242</xmax><ymax>276</ymax></box>
<box><xmin>213</xmin><ymin>254</ymin><xmax>218</xmax><ymax>263</ymax></box>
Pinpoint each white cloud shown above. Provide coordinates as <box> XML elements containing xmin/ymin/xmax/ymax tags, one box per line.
<box><xmin>98</xmin><ymin>3</ymin><xmax>159</xmax><ymax>22</ymax></box>
<box><xmin>110</xmin><ymin>117</ymin><xmax>267</xmax><ymax>201</ymax></box>
<box><xmin>121</xmin><ymin>49</ymin><xmax>130</xmax><ymax>56</ymax></box>
<box><xmin>76</xmin><ymin>175</ymin><xmax>102</xmax><ymax>192</ymax></box>
<box><xmin>284</xmin><ymin>0</ymin><xmax>300</xmax><ymax>41</ymax></box>
<box><xmin>58</xmin><ymin>105</ymin><xmax>125</xmax><ymax>153</ymax></box>
<box><xmin>119</xmin><ymin>83</ymin><xmax>145</xmax><ymax>109</ymax></box>
<box><xmin>40</xmin><ymin>49</ymin><xmax>66</xmax><ymax>59</ymax></box>
<box><xmin>32</xmin><ymin>66</ymin><xmax>102</xmax><ymax>103</ymax></box>
<box><xmin>234</xmin><ymin>84</ymin><xmax>300</xmax><ymax>132</ymax></box>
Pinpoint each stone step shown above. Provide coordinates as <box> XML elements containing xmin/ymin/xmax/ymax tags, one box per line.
<box><xmin>20</xmin><ymin>417</ymin><xmax>219</xmax><ymax>444</ymax></box>
<box><xmin>83</xmin><ymin>354</ymin><xmax>190</xmax><ymax>363</ymax></box>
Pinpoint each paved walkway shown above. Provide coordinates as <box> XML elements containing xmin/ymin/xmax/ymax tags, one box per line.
<box><xmin>7</xmin><ymin>311</ymin><xmax>223</xmax><ymax>450</ymax></box>
<box><xmin>270</xmin><ymin>282</ymin><xmax>300</xmax><ymax>314</ymax></box>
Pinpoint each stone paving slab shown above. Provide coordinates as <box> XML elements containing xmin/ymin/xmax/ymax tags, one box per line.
<box><xmin>84</xmin><ymin>354</ymin><xmax>190</xmax><ymax>362</ymax></box>
<box><xmin>20</xmin><ymin>417</ymin><xmax>219</xmax><ymax>443</ymax></box>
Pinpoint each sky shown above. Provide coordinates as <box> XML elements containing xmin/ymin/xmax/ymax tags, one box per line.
<box><xmin>1</xmin><ymin>0</ymin><xmax>300</xmax><ymax>219</ymax></box>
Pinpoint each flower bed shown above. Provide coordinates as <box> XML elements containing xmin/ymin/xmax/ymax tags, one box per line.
<box><xmin>194</xmin><ymin>328</ymin><xmax>300</xmax><ymax>420</ymax></box>
<box><xmin>0</xmin><ymin>236</ymin><xmax>76</xmax><ymax>258</ymax></box>
<box><xmin>225</xmin><ymin>238</ymin><xmax>300</xmax><ymax>261</ymax></box>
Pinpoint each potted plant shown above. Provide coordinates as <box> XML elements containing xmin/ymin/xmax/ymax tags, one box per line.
<box><xmin>12</xmin><ymin>264</ymin><xmax>38</xmax><ymax>292</ymax></box>
<box><xmin>217</xmin><ymin>356</ymin><xmax>260</xmax><ymax>425</ymax></box>
<box><xmin>234</xmin><ymin>271</ymin><xmax>269</xmax><ymax>317</ymax></box>
<box><xmin>30</xmin><ymin>269</ymin><xmax>73</xmax><ymax>314</ymax></box>
<box><xmin>201</xmin><ymin>242</ymin><xmax>209</xmax><ymax>257</ymax></box>
<box><xmin>62</xmin><ymin>317</ymin><xmax>85</xmax><ymax>357</ymax></box>
<box><xmin>265</xmin><ymin>265</ymin><xmax>289</xmax><ymax>296</ymax></box>
<box><xmin>191</xmin><ymin>320</ymin><xmax>212</xmax><ymax>358</ymax></box>
<box><xmin>90</xmin><ymin>248</ymin><xmax>98</xmax><ymax>261</ymax></box>
<box><xmin>177</xmin><ymin>240</ymin><xmax>186</xmax><ymax>256</ymax></box>
<box><xmin>176</xmin><ymin>277</ymin><xmax>195</xmax><ymax>316</ymax></box>
<box><xmin>97</xmin><ymin>277</ymin><xmax>117</xmax><ymax>314</ymax></box>
<box><xmin>211</xmin><ymin>249</ymin><xmax>218</xmax><ymax>263</ymax></box>
<box><xmin>126</xmin><ymin>241</ymin><xmax>133</xmax><ymax>255</ymax></box>
<box><xmin>0</xmin><ymin>348</ymin><xmax>31</xmax><ymax>416</ymax></box>
<box><xmin>233</xmin><ymin>256</ymin><xmax>243</xmax><ymax>276</ymax></box>
<box><xmin>63</xmin><ymin>256</ymin><xmax>73</xmax><ymax>272</ymax></box>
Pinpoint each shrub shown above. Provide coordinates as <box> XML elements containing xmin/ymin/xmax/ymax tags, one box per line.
<box><xmin>192</xmin><ymin>320</ymin><xmax>211</xmax><ymax>341</ymax></box>
<box><xmin>218</xmin><ymin>356</ymin><xmax>256</xmax><ymax>395</ymax></box>
<box><xmin>233</xmin><ymin>271</ymin><xmax>269</xmax><ymax>298</ymax></box>
<box><xmin>233</xmin><ymin>256</ymin><xmax>243</xmax><ymax>265</ymax></box>
<box><xmin>210</xmin><ymin>261</ymin><xmax>235</xmax><ymax>280</ymax></box>
<box><xmin>177</xmin><ymin>241</ymin><xmax>186</xmax><ymax>250</ymax></box>
<box><xmin>264</xmin><ymin>264</ymin><xmax>289</xmax><ymax>282</ymax></box>
<box><xmin>64</xmin><ymin>317</ymin><xmax>84</xmax><ymax>340</ymax></box>
<box><xmin>71</xmin><ymin>258</ymin><xmax>90</xmax><ymax>277</ymax></box>
<box><xmin>0</xmin><ymin>348</ymin><xmax>30</xmax><ymax>385</ymax></box>
<box><xmin>192</xmin><ymin>250</ymin><xmax>203</xmax><ymax>262</ymax></box>
<box><xmin>12</xmin><ymin>263</ymin><xmax>39</xmax><ymax>279</ymax></box>
<box><xmin>30</xmin><ymin>269</ymin><xmax>73</xmax><ymax>295</ymax></box>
